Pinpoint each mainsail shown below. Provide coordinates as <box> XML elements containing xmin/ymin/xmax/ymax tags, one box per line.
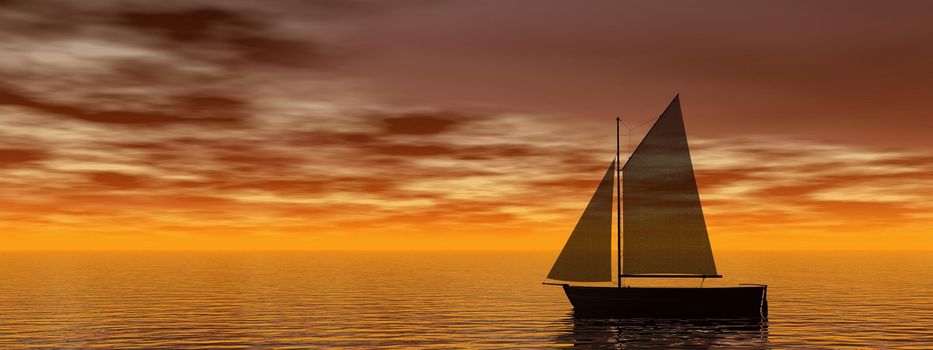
<box><xmin>622</xmin><ymin>96</ymin><xmax>718</xmax><ymax>276</ymax></box>
<box><xmin>546</xmin><ymin>160</ymin><xmax>616</xmax><ymax>282</ymax></box>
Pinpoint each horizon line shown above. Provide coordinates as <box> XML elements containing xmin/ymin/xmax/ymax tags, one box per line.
<box><xmin>2</xmin><ymin>248</ymin><xmax>932</xmax><ymax>253</ymax></box>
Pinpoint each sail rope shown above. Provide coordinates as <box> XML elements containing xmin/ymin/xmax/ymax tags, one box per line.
<box><xmin>618</xmin><ymin>118</ymin><xmax>655</xmax><ymax>161</ymax></box>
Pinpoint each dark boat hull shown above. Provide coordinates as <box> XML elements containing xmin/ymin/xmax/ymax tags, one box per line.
<box><xmin>563</xmin><ymin>285</ymin><xmax>767</xmax><ymax>318</ymax></box>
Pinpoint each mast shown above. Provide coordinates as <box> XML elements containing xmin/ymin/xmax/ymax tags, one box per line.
<box><xmin>616</xmin><ymin>117</ymin><xmax>622</xmax><ymax>288</ymax></box>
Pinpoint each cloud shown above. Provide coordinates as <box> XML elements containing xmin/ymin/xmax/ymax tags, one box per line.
<box><xmin>379</xmin><ymin>112</ymin><xmax>465</xmax><ymax>135</ymax></box>
<box><xmin>1</xmin><ymin>1</ymin><xmax>931</xmax><ymax>250</ymax></box>
<box><xmin>2</xmin><ymin>91</ymin><xmax>933</xmax><ymax>249</ymax></box>
<box><xmin>0</xmin><ymin>84</ymin><xmax>247</xmax><ymax>125</ymax></box>
<box><xmin>115</xmin><ymin>7</ymin><xmax>327</xmax><ymax>68</ymax></box>
<box><xmin>86</xmin><ymin>171</ymin><xmax>150</xmax><ymax>189</ymax></box>
<box><xmin>0</xmin><ymin>148</ymin><xmax>46</xmax><ymax>166</ymax></box>
<box><xmin>0</xmin><ymin>93</ymin><xmax>609</xmax><ymax>234</ymax></box>
<box><xmin>690</xmin><ymin>137</ymin><xmax>933</xmax><ymax>231</ymax></box>
<box><xmin>116</xmin><ymin>8</ymin><xmax>259</xmax><ymax>42</ymax></box>
<box><xmin>0</xmin><ymin>1</ymin><xmax>349</xmax><ymax>130</ymax></box>
<box><xmin>328</xmin><ymin>0</ymin><xmax>933</xmax><ymax>150</ymax></box>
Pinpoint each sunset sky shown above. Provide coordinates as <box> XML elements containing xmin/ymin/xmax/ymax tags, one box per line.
<box><xmin>1</xmin><ymin>0</ymin><xmax>932</xmax><ymax>251</ymax></box>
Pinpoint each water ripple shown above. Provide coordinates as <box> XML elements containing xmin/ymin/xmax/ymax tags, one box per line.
<box><xmin>0</xmin><ymin>251</ymin><xmax>930</xmax><ymax>348</ymax></box>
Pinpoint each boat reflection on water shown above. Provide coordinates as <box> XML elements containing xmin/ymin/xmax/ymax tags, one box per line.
<box><xmin>557</xmin><ymin>313</ymin><xmax>769</xmax><ymax>349</ymax></box>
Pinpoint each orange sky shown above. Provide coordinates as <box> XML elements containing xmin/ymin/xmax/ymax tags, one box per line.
<box><xmin>1</xmin><ymin>1</ymin><xmax>932</xmax><ymax>251</ymax></box>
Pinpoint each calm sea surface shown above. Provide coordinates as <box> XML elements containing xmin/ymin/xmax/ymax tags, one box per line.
<box><xmin>0</xmin><ymin>251</ymin><xmax>930</xmax><ymax>349</ymax></box>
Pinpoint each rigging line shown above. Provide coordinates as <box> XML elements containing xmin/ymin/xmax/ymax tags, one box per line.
<box><xmin>617</xmin><ymin>120</ymin><xmax>634</xmax><ymax>159</ymax></box>
<box><xmin>620</xmin><ymin>117</ymin><xmax>654</xmax><ymax>132</ymax></box>
<box><xmin>630</xmin><ymin>118</ymin><xmax>655</xmax><ymax>130</ymax></box>
<box><xmin>619</xmin><ymin>118</ymin><xmax>656</xmax><ymax>158</ymax></box>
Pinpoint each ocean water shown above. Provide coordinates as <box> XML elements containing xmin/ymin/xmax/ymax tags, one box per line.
<box><xmin>0</xmin><ymin>251</ymin><xmax>930</xmax><ymax>349</ymax></box>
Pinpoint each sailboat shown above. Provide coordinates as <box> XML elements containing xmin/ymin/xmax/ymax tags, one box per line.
<box><xmin>545</xmin><ymin>96</ymin><xmax>767</xmax><ymax>318</ymax></box>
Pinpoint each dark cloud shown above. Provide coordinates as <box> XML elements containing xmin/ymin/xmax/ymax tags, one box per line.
<box><xmin>376</xmin><ymin>144</ymin><xmax>453</xmax><ymax>157</ymax></box>
<box><xmin>367</xmin><ymin>141</ymin><xmax>541</xmax><ymax>161</ymax></box>
<box><xmin>173</xmin><ymin>95</ymin><xmax>247</xmax><ymax>120</ymax></box>
<box><xmin>214</xmin><ymin>176</ymin><xmax>401</xmax><ymax>196</ymax></box>
<box><xmin>292</xmin><ymin>111</ymin><xmax>475</xmax><ymax>150</ymax></box>
<box><xmin>0</xmin><ymin>3</ymin><xmax>330</xmax><ymax>68</ymax></box>
<box><xmin>290</xmin><ymin>109</ymin><xmax>553</xmax><ymax>162</ymax></box>
<box><xmin>0</xmin><ymin>148</ymin><xmax>46</xmax><ymax>166</ymax></box>
<box><xmin>458</xmin><ymin>144</ymin><xmax>537</xmax><ymax>160</ymax></box>
<box><xmin>292</xmin><ymin>131</ymin><xmax>379</xmax><ymax>147</ymax></box>
<box><xmin>380</xmin><ymin>112</ymin><xmax>465</xmax><ymax>135</ymax></box>
<box><xmin>361</xmin><ymin>140</ymin><xmax>545</xmax><ymax>164</ymax></box>
<box><xmin>86</xmin><ymin>171</ymin><xmax>148</xmax><ymax>189</ymax></box>
<box><xmin>212</xmin><ymin>148</ymin><xmax>304</xmax><ymax>173</ymax></box>
<box><xmin>115</xmin><ymin>6</ymin><xmax>328</xmax><ymax>68</ymax></box>
<box><xmin>339</xmin><ymin>132</ymin><xmax>378</xmax><ymax>144</ymax></box>
<box><xmin>116</xmin><ymin>8</ymin><xmax>257</xmax><ymax>42</ymax></box>
<box><xmin>295</xmin><ymin>111</ymin><xmax>474</xmax><ymax>148</ymax></box>
<box><xmin>229</xmin><ymin>35</ymin><xmax>325</xmax><ymax>68</ymax></box>
<box><xmin>0</xmin><ymin>1</ymin><xmax>346</xmax><ymax>130</ymax></box>
<box><xmin>0</xmin><ymin>84</ymin><xmax>246</xmax><ymax>125</ymax></box>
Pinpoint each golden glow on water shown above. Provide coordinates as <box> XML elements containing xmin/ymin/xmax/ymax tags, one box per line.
<box><xmin>0</xmin><ymin>251</ymin><xmax>930</xmax><ymax>348</ymax></box>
